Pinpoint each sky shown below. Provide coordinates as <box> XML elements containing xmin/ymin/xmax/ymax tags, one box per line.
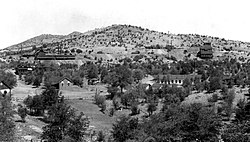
<box><xmin>0</xmin><ymin>0</ymin><xmax>249</xmax><ymax>49</ymax></box>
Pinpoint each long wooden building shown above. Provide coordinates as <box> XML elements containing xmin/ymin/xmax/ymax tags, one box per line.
<box><xmin>34</xmin><ymin>50</ymin><xmax>75</xmax><ymax>60</ymax></box>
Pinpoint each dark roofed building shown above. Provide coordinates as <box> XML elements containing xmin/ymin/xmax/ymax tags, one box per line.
<box><xmin>34</xmin><ymin>49</ymin><xmax>75</xmax><ymax>60</ymax></box>
<box><xmin>15</xmin><ymin>64</ymin><xmax>34</xmax><ymax>75</ymax></box>
<box><xmin>197</xmin><ymin>42</ymin><xmax>213</xmax><ymax>59</ymax></box>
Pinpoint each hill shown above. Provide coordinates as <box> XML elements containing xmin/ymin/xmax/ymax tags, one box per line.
<box><xmin>2</xmin><ymin>24</ymin><xmax>250</xmax><ymax>62</ymax></box>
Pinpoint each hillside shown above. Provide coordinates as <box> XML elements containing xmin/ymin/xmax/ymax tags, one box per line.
<box><xmin>2</xmin><ymin>24</ymin><xmax>250</xmax><ymax>61</ymax></box>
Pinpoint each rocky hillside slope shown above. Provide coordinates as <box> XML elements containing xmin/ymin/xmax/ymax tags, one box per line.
<box><xmin>2</xmin><ymin>24</ymin><xmax>250</xmax><ymax>61</ymax></box>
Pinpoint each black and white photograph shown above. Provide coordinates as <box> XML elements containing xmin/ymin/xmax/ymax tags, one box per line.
<box><xmin>0</xmin><ymin>0</ymin><xmax>250</xmax><ymax>141</ymax></box>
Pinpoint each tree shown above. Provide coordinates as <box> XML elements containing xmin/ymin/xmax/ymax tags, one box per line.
<box><xmin>23</xmin><ymin>95</ymin><xmax>33</xmax><ymax>112</ymax></box>
<box><xmin>96</xmin><ymin>131</ymin><xmax>106</xmax><ymax>142</ymax></box>
<box><xmin>139</xmin><ymin>103</ymin><xmax>221</xmax><ymax>142</ymax></box>
<box><xmin>100</xmin><ymin>101</ymin><xmax>107</xmax><ymax>113</ymax></box>
<box><xmin>132</xmin><ymin>69</ymin><xmax>144</xmax><ymax>83</ymax></box>
<box><xmin>94</xmin><ymin>93</ymin><xmax>106</xmax><ymax>107</ymax></box>
<box><xmin>41</xmin><ymin>86</ymin><xmax>60</xmax><ymax>110</ymax></box>
<box><xmin>182</xmin><ymin>77</ymin><xmax>192</xmax><ymax>88</ymax></box>
<box><xmin>66</xmin><ymin>112</ymin><xmax>90</xmax><ymax>141</ymax></box>
<box><xmin>147</xmin><ymin>102</ymin><xmax>157</xmax><ymax>116</ymax></box>
<box><xmin>235</xmin><ymin>99</ymin><xmax>250</xmax><ymax>122</ymax></box>
<box><xmin>86</xmin><ymin>63</ymin><xmax>99</xmax><ymax>79</ymax></box>
<box><xmin>221</xmin><ymin>121</ymin><xmax>250</xmax><ymax>142</ymax></box>
<box><xmin>209</xmin><ymin>77</ymin><xmax>222</xmax><ymax>92</ymax></box>
<box><xmin>0</xmin><ymin>70</ymin><xmax>17</xmax><ymax>89</ymax></box>
<box><xmin>131</xmin><ymin>102</ymin><xmax>140</xmax><ymax>115</ymax></box>
<box><xmin>24</xmin><ymin>74</ymin><xmax>34</xmax><ymax>85</ymax></box>
<box><xmin>72</xmin><ymin>74</ymin><xmax>83</xmax><ymax>87</ymax></box>
<box><xmin>107</xmin><ymin>86</ymin><xmax>119</xmax><ymax>99</ymax></box>
<box><xmin>112</xmin><ymin>115</ymin><xmax>139</xmax><ymax>142</ymax></box>
<box><xmin>42</xmin><ymin>103</ymin><xmax>89</xmax><ymax>142</ymax></box>
<box><xmin>76</xmin><ymin>49</ymin><xmax>83</xmax><ymax>54</ymax></box>
<box><xmin>113</xmin><ymin>65</ymin><xmax>133</xmax><ymax>93</ymax></box>
<box><xmin>100</xmin><ymin>67</ymin><xmax>109</xmax><ymax>82</ymax></box>
<box><xmin>0</xmin><ymin>95</ymin><xmax>15</xmax><ymax>141</ymax></box>
<box><xmin>121</xmin><ymin>91</ymin><xmax>137</xmax><ymax>108</ymax></box>
<box><xmin>32</xmin><ymin>95</ymin><xmax>44</xmax><ymax>115</ymax></box>
<box><xmin>17</xmin><ymin>105</ymin><xmax>27</xmax><ymax>122</ymax></box>
<box><xmin>33</xmin><ymin>76</ymin><xmax>41</xmax><ymax>87</ymax></box>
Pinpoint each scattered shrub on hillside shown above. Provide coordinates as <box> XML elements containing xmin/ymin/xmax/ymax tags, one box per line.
<box><xmin>208</xmin><ymin>93</ymin><xmax>218</xmax><ymax>103</ymax></box>
<box><xmin>70</xmin><ymin>49</ymin><xmax>75</xmax><ymax>53</ymax></box>
<box><xmin>131</xmin><ymin>103</ymin><xmax>140</xmax><ymax>116</ymax></box>
<box><xmin>147</xmin><ymin>102</ymin><xmax>157</xmax><ymax>116</ymax></box>
<box><xmin>96</xmin><ymin>131</ymin><xmax>106</xmax><ymax>142</ymax></box>
<box><xmin>109</xmin><ymin>107</ymin><xmax>115</xmax><ymax>117</ymax></box>
<box><xmin>100</xmin><ymin>101</ymin><xmax>107</xmax><ymax>113</ymax></box>
<box><xmin>112</xmin><ymin>96</ymin><xmax>121</xmax><ymax>110</ymax></box>
<box><xmin>97</xmin><ymin>51</ymin><xmax>104</xmax><ymax>54</ymax></box>
<box><xmin>76</xmin><ymin>49</ymin><xmax>82</xmax><ymax>54</ymax></box>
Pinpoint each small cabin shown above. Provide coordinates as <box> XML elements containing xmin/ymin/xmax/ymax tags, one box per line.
<box><xmin>51</xmin><ymin>77</ymin><xmax>73</xmax><ymax>91</ymax></box>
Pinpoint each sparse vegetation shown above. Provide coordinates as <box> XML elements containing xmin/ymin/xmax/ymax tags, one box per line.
<box><xmin>3</xmin><ymin>24</ymin><xmax>250</xmax><ymax>141</ymax></box>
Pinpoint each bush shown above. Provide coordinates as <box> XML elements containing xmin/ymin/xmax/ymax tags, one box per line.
<box><xmin>96</xmin><ymin>131</ymin><xmax>106</xmax><ymax>142</ymax></box>
<box><xmin>112</xmin><ymin>97</ymin><xmax>120</xmax><ymax>110</ymax></box>
<box><xmin>100</xmin><ymin>101</ymin><xmax>106</xmax><ymax>113</ymax></box>
<box><xmin>24</xmin><ymin>74</ymin><xmax>34</xmax><ymax>85</ymax></box>
<box><xmin>208</xmin><ymin>93</ymin><xmax>218</xmax><ymax>103</ymax></box>
<box><xmin>94</xmin><ymin>94</ymin><xmax>106</xmax><ymax>107</ymax></box>
<box><xmin>131</xmin><ymin>104</ymin><xmax>139</xmax><ymax>116</ymax></box>
<box><xmin>33</xmin><ymin>76</ymin><xmax>41</xmax><ymax>87</ymax></box>
<box><xmin>147</xmin><ymin>102</ymin><xmax>157</xmax><ymax>116</ymax></box>
<box><xmin>109</xmin><ymin>108</ymin><xmax>115</xmax><ymax>117</ymax></box>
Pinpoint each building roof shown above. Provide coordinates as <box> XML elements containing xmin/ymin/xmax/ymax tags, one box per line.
<box><xmin>155</xmin><ymin>74</ymin><xmax>201</xmax><ymax>81</ymax></box>
<box><xmin>200</xmin><ymin>43</ymin><xmax>213</xmax><ymax>54</ymax></box>
<box><xmin>201</xmin><ymin>43</ymin><xmax>212</xmax><ymax>49</ymax></box>
<box><xmin>34</xmin><ymin>49</ymin><xmax>75</xmax><ymax>60</ymax></box>
<box><xmin>50</xmin><ymin>76</ymin><xmax>72</xmax><ymax>85</ymax></box>
<box><xmin>0</xmin><ymin>81</ymin><xmax>11</xmax><ymax>90</ymax></box>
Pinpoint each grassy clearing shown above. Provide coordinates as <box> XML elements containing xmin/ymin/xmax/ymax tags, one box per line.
<box><xmin>66</xmin><ymin>99</ymin><xmax>115</xmax><ymax>132</ymax></box>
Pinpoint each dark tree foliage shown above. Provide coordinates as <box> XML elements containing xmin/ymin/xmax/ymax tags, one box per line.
<box><xmin>17</xmin><ymin>106</ymin><xmax>27</xmax><ymax>122</ymax></box>
<box><xmin>112</xmin><ymin>115</ymin><xmax>139</xmax><ymax>142</ymax></box>
<box><xmin>42</xmin><ymin>103</ymin><xmax>89</xmax><ymax>142</ymax></box>
<box><xmin>147</xmin><ymin>102</ymin><xmax>157</xmax><ymax>116</ymax></box>
<box><xmin>33</xmin><ymin>76</ymin><xmax>42</xmax><ymax>87</ymax></box>
<box><xmin>24</xmin><ymin>74</ymin><xmax>34</xmax><ymax>85</ymax></box>
<box><xmin>105</xmin><ymin>64</ymin><xmax>133</xmax><ymax>93</ymax></box>
<box><xmin>0</xmin><ymin>70</ymin><xmax>17</xmax><ymax>88</ymax></box>
<box><xmin>0</xmin><ymin>95</ymin><xmax>15</xmax><ymax>141</ymax></box>
<box><xmin>235</xmin><ymin>99</ymin><xmax>250</xmax><ymax>122</ymax></box>
<box><xmin>100</xmin><ymin>66</ymin><xmax>109</xmax><ymax>82</ymax></box>
<box><xmin>87</xmin><ymin>63</ymin><xmax>99</xmax><ymax>79</ymax></box>
<box><xmin>221</xmin><ymin>121</ymin><xmax>250</xmax><ymax>142</ymax></box>
<box><xmin>132</xmin><ymin>69</ymin><xmax>144</xmax><ymax>83</ymax></box>
<box><xmin>41</xmin><ymin>86</ymin><xmax>60</xmax><ymax>109</ymax></box>
<box><xmin>209</xmin><ymin>77</ymin><xmax>222</xmax><ymax>92</ymax></box>
<box><xmin>142</xmin><ymin>103</ymin><xmax>221</xmax><ymax>142</ymax></box>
